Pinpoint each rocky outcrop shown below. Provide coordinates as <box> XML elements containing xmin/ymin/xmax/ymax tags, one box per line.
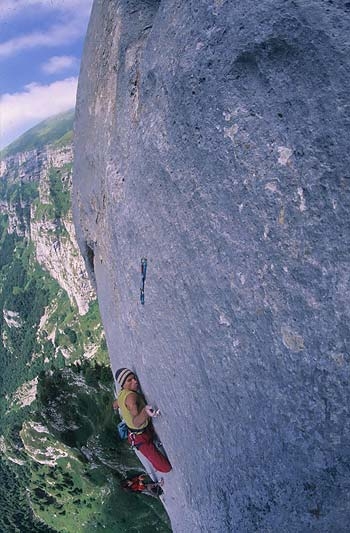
<box><xmin>0</xmin><ymin>145</ymin><xmax>94</xmax><ymax>315</ymax></box>
<box><xmin>10</xmin><ymin>378</ymin><xmax>39</xmax><ymax>409</ymax></box>
<box><xmin>20</xmin><ymin>421</ymin><xmax>74</xmax><ymax>467</ymax></box>
<box><xmin>0</xmin><ymin>145</ymin><xmax>72</xmax><ymax>183</ymax></box>
<box><xmin>3</xmin><ymin>309</ymin><xmax>22</xmax><ymax>329</ymax></box>
<box><xmin>73</xmin><ymin>1</ymin><xmax>350</xmax><ymax>532</ymax></box>
<box><xmin>31</xmin><ymin>215</ymin><xmax>94</xmax><ymax>316</ymax></box>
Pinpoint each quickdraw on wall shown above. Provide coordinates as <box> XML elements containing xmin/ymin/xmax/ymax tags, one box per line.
<box><xmin>140</xmin><ymin>257</ymin><xmax>147</xmax><ymax>305</ymax></box>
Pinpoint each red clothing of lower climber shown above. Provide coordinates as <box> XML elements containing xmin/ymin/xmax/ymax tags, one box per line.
<box><xmin>114</xmin><ymin>367</ymin><xmax>172</xmax><ymax>474</ymax></box>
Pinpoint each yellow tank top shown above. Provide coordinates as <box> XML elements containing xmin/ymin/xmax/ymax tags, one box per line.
<box><xmin>117</xmin><ymin>389</ymin><xmax>148</xmax><ymax>431</ymax></box>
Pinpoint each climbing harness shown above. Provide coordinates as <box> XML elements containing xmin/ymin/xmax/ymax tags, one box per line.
<box><xmin>129</xmin><ymin>430</ymin><xmax>144</xmax><ymax>450</ymax></box>
<box><xmin>130</xmin><ymin>432</ymin><xmax>137</xmax><ymax>450</ymax></box>
<box><xmin>140</xmin><ymin>257</ymin><xmax>147</xmax><ymax>305</ymax></box>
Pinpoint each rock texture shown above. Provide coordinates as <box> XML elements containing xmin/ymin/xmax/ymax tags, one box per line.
<box><xmin>73</xmin><ymin>1</ymin><xmax>350</xmax><ymax>531</ymax></box>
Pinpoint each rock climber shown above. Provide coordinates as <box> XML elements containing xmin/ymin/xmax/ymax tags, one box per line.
<box><xmin>121</xmin><ymin>474</ymin><xmax>164</xmax><ymax>496</ymax></box>
<box><xmin>113</xmin><ymin>368</ymin><xmax>172</xmax><ymax>473</ymax></box>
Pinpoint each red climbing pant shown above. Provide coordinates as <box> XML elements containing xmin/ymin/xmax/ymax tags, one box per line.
<box><xmin>128</xmin><ymin>427</ymin><xmax>172</xmax><ymax>473</ymax></box>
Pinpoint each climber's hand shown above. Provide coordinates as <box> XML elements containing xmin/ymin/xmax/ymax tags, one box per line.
<box><xmin>145</xmin><ymin>405</ymin><xmax>161</xmax><ymax>417</ymax></box>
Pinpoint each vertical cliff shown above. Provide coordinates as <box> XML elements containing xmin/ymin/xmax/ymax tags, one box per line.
<box><xmin>73</xmin><ymin>1</ymin><xmax>350</xmax><ymax>531</ymax></box>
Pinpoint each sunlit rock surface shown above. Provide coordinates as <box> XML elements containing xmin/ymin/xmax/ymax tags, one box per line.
<box><xmin>73</xmin><ymin>1</ymin><xmax>350</xmax><ymax>531</ymax></box>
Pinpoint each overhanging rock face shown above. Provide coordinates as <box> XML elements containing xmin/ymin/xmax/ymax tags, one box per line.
<box><xmin>73</xmin><ymin>1</ymin><xmax>350</xmax><ymax>531</ymax></box>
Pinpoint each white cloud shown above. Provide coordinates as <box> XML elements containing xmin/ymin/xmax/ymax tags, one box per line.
<box><xmin>0</xmin><ymin>20</ymin><xmax>86</xmax><ymax>59</ymax></box>
<box><xmin>0</xmin><ymin>0</ymin><xmax>93</xmax><ymax>21</ymax></box>
<box><xmin>0</xmin><ymin>77</ymin><xmax>77</xmax><ymax>149</ymax></box>
<box><xmin>42</xmin><ymin>55</ymin><xmax>78</xmax><ymax>74</ymax></box>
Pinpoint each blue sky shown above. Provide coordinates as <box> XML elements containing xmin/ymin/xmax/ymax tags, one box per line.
<box><xmin>0</xmin><ymin>0</ymin><xmax>93</xmax><ymax>149</ymax></box>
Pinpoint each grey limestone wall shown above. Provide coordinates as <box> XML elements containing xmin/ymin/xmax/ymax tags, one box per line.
<box><xmin>73</xmin><ymin>1</ymin><xmax>350</xmax><ymax>531</ymax></box>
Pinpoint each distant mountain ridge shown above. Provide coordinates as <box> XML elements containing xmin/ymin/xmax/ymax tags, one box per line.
<box><xmin>0</xmin><ymin>109</ymin><xmax>74</xmax><ymax>159</ymax></box>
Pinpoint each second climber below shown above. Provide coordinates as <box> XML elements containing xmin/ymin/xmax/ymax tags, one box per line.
<box><xmin>114</xmin><ymin>367</ymin><xmax>172</xmax><ymax>474</ymax></box>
